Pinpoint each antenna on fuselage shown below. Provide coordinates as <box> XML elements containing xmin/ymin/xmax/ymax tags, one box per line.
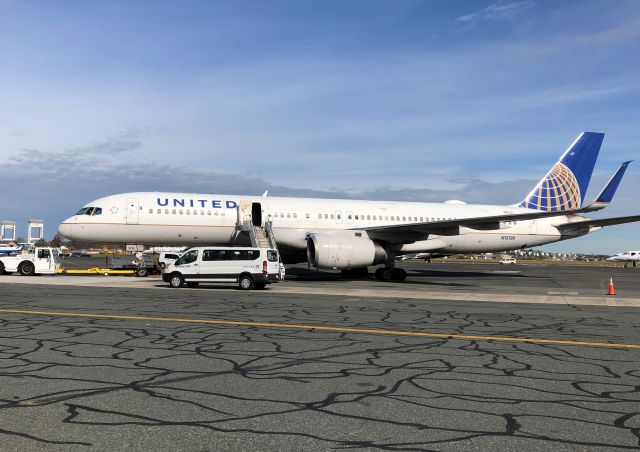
<box><xmin>262</xmin><ymin>190</ymin><xmax>268</xmax><ymax>197</ymax></box>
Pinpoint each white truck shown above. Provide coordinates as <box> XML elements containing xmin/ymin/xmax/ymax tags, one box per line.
<box><xmin>0</xmin><ymin>247</ymin><xmax>61</xmax><ymax>276</ymax></box>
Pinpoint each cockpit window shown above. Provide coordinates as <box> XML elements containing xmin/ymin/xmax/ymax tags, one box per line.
<box><xmin>76</xmin><ymin>207</ymin><xmax>102</xmax><ymax>215</ymax></box>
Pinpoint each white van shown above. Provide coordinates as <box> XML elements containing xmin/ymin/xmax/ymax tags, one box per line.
<box><xmin>163</xmin><ymin>247</ymin><xmax>281</xmax><ymax>289</ymax></box>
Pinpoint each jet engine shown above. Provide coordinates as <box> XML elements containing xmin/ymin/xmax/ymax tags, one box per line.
<box><xmin>306</xmin><ymin>231</ymin><xmax>387</xmax><ymax>269</ymax></box>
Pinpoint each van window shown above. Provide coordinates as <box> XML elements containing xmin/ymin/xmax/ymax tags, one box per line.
<box><xmin>203</xmin><ymin>250</ymin><xmax>228</xmax><ymax>261</ymax></box>
<box><xmin>176</xmin><ymin>250</ymin><xmax>198</xmax><ymax>265</ymax></box>
<box><xmin>165</xmin><ymin>254</ymin><xmax>178</xmax><ymax>260</ymax></box>
<box><xmin>267</xmin><ymin>250</ymin><xmax>278</xmax><ymax>262</ymax></box>
<box><xmin>246</xmin><ymin>250</ymin><xmax>260</xmax><ymax>260</ymax></box>
<box><xmin>37</xmin><ymin>249</ymin><xmax>50</xmax><ymax>259</ymax></box>
<box><xmin>229</xmin><ymin>250</ymin><xmax>249</xmax><ymax>260</ymax></box>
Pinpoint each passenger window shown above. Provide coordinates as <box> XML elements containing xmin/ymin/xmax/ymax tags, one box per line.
<box><xmin>172</xmin><ymin>209</ymin><xmax>176</xmax><ymax>214</ymax></box>
<box><xmin>402</xmin><ymin>216</ymin><xmax>406</xmax><ymax>221</ymax></box>
<box><xmin>287</xmin><ymin>213</ymin><xmax>291</xmax><ymax>218</ymax></box>
<box><xmin>414</xmin><ymin>217</ymin><xmax>417</xmax><ymax>221</ymax></box>
<box><xmin>165</xmin><ymin>209</ymin><xmax>169</xmax><ymax>214</ymax></box>
<box><xmin>149</xmin><ymin>209</ymin><xmax>153</xmax><ymax>214</ymax></box>
<box><xmin>306</xmin><ymin>213</ymin><xmax>310</xmax><ymax>219</ymax></box>
<box><xmin>186</xmin><ymin>210</ymin><xmax>191</xmax><ymax>215</ymax></box>
<box><xmin>330</xmin><ymin>214</ymin><xmax>334</xmax><ymax>219</ymax></box>
<box><xmin>420</xmin><ymin>217</ymin><xmax>423</xmax><ymax>222</ymax></box>
<box><xmin>247</xmin><ymin>250</ymin><xmax>260</xmax><ymax>260</ymax></box>
<box><xmin>355</xmin><ymin>215</ymin><xmax>359</xmax><ymax>220</ymax></box>
<box><xmin>203</xmin><ymin>250</ymin><xmax>228</xmax><ymax>261</ymax></box>
<box><xmin>157</xmin><ymin>209</ymin><xmax>161</xmax><ymax>214</ymax></box>
<box><xmin>373</xmin><ymin>215</ymin><xmax>377</xmax><ymax>220</ymax></box>
<box><xmin>194</xmin><ymin>211</ymin><xmax>198</xmax><ymax>215</ymax></box>
<box><xmin>229</xmin><ymin>250</ymin><xmax>248</xmax><ymax>260</ymax></box>
<box><xmin>347</xmin><ymin>214</ymin><xmax>352</xmax><ymax>220</ymax></box>
<box><xmin>207</xmin><ymin>211</ymin><xmax>211</xmax><ymax>216</ymax></box>
<box><xmin>337</xmin><ymin>214</ymin><xmax>341</xmax><ymax>219</ymax></box>
<box><xmin>267</xmin><ymin>250</ymin><xmax>278</xmax><ymax>262</ymax></box>
<box><xmin>324</xmin><ymin>214</ymin><xmax>328</xmax><ymax>219</ymax></box>
<box><xmin>293</xmin><ymin>213</ymin><xmax>297</xmax><ymax>218</ymax></box>
<box><xmin>367</xmin><ymin>215</ymin><xmax>371</xmax><ymax>220</ymax></box>
<box><xmin>179</xmin><ymin>210</ymin><xmax>183</xmax><ymax>215</ymax></box>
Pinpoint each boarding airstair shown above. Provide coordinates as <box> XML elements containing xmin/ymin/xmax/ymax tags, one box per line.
<box><xmin>236</xmin><ymin>200</ymin><xmax>284</xmax><ymax>280</ymax></box>
<box><xmin>236</xmin><ymin>201</ymin><xmax>278</xmax><ymax>250</ymax></box>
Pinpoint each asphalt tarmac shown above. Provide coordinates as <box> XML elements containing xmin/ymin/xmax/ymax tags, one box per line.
<box><xmin>0</xmin><ymin>263</ymin><xmax>639</xmax><ymax>451</ymax></box>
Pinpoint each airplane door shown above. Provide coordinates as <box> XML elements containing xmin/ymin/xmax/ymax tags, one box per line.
<box><xmin>528</xmin><ymin>220</ymin><xmax>538</xmax><ymax>235</ymax></box>
<box><xmin>126</xmin><ymin>198</ymin><xmax>139</xmax><ymax>224</ymax></box>
<box><xmin>238</xmin><ymin>200</ymin><xmax>253</xmax><ymax>226</ymax></box>
<box><xmin>335</xmin><ymin>211</ymin><xmax>343</xmax><ymax>224</ymax></box>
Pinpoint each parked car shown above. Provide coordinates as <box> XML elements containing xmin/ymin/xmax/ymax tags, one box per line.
<box><xmin>499</xmin><ymin>257</ymin><xmax>517</xmax><ymax>265</ymax></box>
<box><xmin>158</xmin><ymin>252</ymin><xmax>180</xmax><ymax>269</ymax></box>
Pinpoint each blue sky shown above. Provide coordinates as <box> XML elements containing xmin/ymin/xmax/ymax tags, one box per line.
<box><xmin>1</xmin><ymin>0</ymin><xmax>639</xmax><ymax>253</ymax></box>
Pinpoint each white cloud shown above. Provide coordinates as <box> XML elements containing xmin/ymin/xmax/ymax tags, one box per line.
<box><xmin>456</xmin><ymin>1</ymin><xmax>533</xmax><ymax>24</ymax></box>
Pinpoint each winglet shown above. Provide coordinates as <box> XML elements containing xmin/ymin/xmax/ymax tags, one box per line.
<box><xmin>582</xmin><ymin>161</ymin><xmax>632</xmax><ymax>212</ymax></box>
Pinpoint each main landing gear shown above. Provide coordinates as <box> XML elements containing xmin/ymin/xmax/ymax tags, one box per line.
<box><xmin>374</xmin><ymin>267</ymin><xmax>406</xmax><ymax>281</ymax></box>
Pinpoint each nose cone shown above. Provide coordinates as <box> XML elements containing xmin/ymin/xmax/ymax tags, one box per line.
<box><xmin>58</xmin><ymin>221</ymin><xmax>74</xmax><ymax>238</ymax></box>
<box><xmin>606</xmin><ymin>256</ymin><xmax>617</xmax><ymax>262</ymax></box>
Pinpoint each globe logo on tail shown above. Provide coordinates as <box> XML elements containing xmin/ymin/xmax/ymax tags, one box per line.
<box><xmin>519</xmin><ymin>162</ymin><xmax>581</xmax><ymax>211</ymax></box>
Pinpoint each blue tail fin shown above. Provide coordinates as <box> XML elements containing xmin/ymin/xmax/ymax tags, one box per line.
<box><xmin>519</xmin><ymin>132</ymin><xmax>604</xmax><ymax>211</ymax></box>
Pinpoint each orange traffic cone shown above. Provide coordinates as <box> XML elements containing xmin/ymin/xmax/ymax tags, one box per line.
<box><xmin>607</xmin><ymin>277</ymin><xmax>616</xmax><ymax>296</ymax></box>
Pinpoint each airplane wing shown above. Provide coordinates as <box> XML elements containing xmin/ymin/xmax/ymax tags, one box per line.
<box><xmin>557</xmin><ymin>214</ymin><xmax>640</xmax><ymax>230</ymax></box>
<box><xmin>360</xmin><ymin>208</ymin><xmax>592</xmax><ymax>242</ymax></box>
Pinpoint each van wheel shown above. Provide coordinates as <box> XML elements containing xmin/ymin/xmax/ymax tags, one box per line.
<box><xmin>238</xmin><ymin>275</ymin><xmax>255</xmax><ymax>290</ymax></box>
<box><xmin>20</xmin><ymin>262</ymin><xmax>35</xmax><ymax>276</ymax></box>
<box><xmin>0</xmin><ymin>263</ymin><xmax>6</xmax><ymax>275</ymax></box>
<box><xmin>255</xmin><ymin>282</ymin><xmax>267</xmax><ymax>290</ymax></box>
<box><xmin>169</xmin><ymin>273</ymin><xmax>184</xmax><ymax>288</ymax></box>
<box><xmin>186</xmin><ymin>282</ymin><xmax>199</xmax><ymax>288</ymax></box>
<box><xmin>160</xmin><ymin>262</ymin><xmax>166</xmax><ymax>269</ymax></box>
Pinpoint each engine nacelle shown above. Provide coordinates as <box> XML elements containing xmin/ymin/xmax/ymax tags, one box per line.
<box><xmin>306</xmin><ymin>231</ymin><xmax>387</xmax><ymax>269</ymax></box>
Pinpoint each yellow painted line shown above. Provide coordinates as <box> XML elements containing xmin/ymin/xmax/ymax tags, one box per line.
<box><xmin>0</xmin><ymin>308</ymin><xmax>638</xmax><ymax>350</ymax></box>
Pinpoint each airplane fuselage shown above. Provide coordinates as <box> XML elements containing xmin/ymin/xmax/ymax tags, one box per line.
<box><xmin>58</xmin><ymin>192</ymin><xmax>594</xmax><ymax>263</ymax></box>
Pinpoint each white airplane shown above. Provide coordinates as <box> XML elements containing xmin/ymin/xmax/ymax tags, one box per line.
<box><xmin>607</xmin><ymin>251</ymin><xmax>640</xmax><ymax>266</ymax></box>
<box><xmin>59</xmin><ymin>132</ymin><xmax>639</xmax><ymax>280</ymax></box>
<box><xmin>0</xmin><ymin>243</ymin><xmax>27</xmax><ymax>255</ymax></box>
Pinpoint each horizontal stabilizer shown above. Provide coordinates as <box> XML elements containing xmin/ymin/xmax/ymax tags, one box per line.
<box><xmin>582</xmin><ymin>161</ymin><xmax>631</xmax><ymax>212</ymax></box>
<box><xmin>558</xmin><ymin>214</ymin><xmax>640</xmax><ymax>230</ymax></box>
